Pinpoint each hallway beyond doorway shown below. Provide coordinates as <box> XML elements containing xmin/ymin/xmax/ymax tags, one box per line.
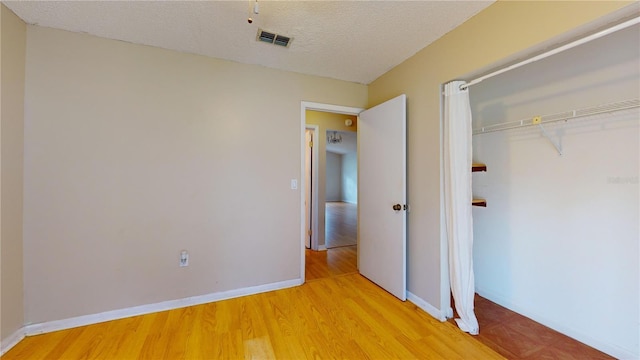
<box><xmin>305</xmin><ymin>246</ymin><xmax>357</xmax><ymax>281</ymax></box>
<box><xmin>325</xmin><ymin>201</ymin><xmax>356</xmax><ymax>249</ymax></box>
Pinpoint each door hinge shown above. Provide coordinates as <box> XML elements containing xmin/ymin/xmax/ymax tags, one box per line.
<box><xmin>307</xmin><ymin>229</ymin><xmax>312</xmax><ymax>236</ymax></box>
<box><xmin>309</xmin><ymin>141</ymin><xmax>313</xmax><ymax>148</ymax></box>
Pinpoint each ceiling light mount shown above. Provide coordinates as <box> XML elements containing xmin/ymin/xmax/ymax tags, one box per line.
<box><xmin>327</xmin><ymin>131</ymin><xmax>342</xmax><ymax>144</ymax></box>
<box><xmin>247</xmin><ymin>0</ymin><xmax>258</xmax><ymax>24</ymax></box>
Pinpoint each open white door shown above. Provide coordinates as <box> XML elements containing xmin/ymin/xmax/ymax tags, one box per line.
<box><xmin>358</xmin><ymin>94</ymin><xmax>407</xmax><ymax>301</ymax></box>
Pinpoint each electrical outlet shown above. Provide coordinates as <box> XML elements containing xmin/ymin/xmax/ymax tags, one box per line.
<box><xmin>180</xmin><ymin>250</ymin><xmax>189</xmax><ymax>267</ymax></box>
<box><xmin>291</xmin><ymin>179</ymin><xmax>298</xmax><ymax>190</ymax></box>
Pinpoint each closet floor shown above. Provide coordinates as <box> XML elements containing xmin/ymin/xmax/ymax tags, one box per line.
<box><xmin>452</xmin><ymin>295</ymin><xmax>613</xmax><ymax>359</ymax></box>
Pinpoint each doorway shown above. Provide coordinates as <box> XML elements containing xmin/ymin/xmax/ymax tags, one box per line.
<box><xmin>301</xmin><ymin>96</ymin><xmax>408</xmax><ymax>301</ymax></box>
<box><xmin>325</xmin><ymin>129</ymin><xmax>357</xmax><ymax>249</ymax></box>
<box><xmin>300</xmin><ymin>102</ymin><xmax>363</xmax><ymax>282</ymax></box>
<box><xmin>304</xmin><ymin>126</ymin><xmax>317</xmax><ymax>250</ymax></box>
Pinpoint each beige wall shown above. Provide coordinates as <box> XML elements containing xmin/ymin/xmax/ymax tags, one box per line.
<box><xmin>0</xmin><ymin>4</ymin><xmax>26</xmax><ymax>344</ymax></box>
<box><xmin>325</xmin><ymin>151</ymin><xmax>341</xmax><ymax>201</ymax></box>
<box><xmin>368</xmin><ymin>1</ymin><xmax>633</xmax><ymax>313</ymax></box>
<box><xmin>23</xmin><ymin>26</ymin><xmax>367</xmax><ymax>324</ymax></box>
<box><xmin>305</xmin><ymin>111</ymin><xmax>357</xmax><ymax>248</ymax></box>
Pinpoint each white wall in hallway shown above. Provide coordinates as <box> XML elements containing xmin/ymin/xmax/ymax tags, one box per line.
<box><xmin>341</xmin><ymin>152</ymin><xmax>357</xmax><ymax>204</ymax></box>
<box><xmin>326</xmin><ymin>151</ymin><xmax>342</xmax><ymax>201</ymax></box>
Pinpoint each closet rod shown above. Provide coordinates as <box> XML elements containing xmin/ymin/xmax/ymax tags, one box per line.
<box><xmin>460</xmin><ymin>16</ymin><xmax>640</xmax><ymax>91</ymax></box>
<box><xmin>473</xmin><ymin>99</ymin><xmax>640</xmax><ymax>135</ymax></box>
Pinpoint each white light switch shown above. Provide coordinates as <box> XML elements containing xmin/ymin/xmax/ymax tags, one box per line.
<box><xmin>291</xmin><ymin>179</ymin><xmax>298</xmax><ymax>190</ymax></box>
<box><xmin>180</xmin><ymin>250</ymin><xmax>189</xmax><ymax>267</ymax></box>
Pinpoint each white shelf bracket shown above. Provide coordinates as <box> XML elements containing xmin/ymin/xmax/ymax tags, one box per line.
<box><xmin>538</xmin><ymin>123</ymin><xmax>563</xmax><ymax>156</ymax></box>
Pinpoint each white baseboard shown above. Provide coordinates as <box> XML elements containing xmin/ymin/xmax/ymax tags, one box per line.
<box><xmin>25</xmin><ymin>278</ymin><xmax>303</xmax><ymax>336</ymax></box>
<box><xmin>445</xmin><ymin>306</ymin><xmax>454</xmax><ymax>319</ymax></box>
<box><xmin>1</xmin><ymin>327</ymin><xmax>26</xmax><ymax>356</ymax></box>
<box><xmin>407</xmin><ymin>291</ymin><xmax>447</xmax><ymax>322</ymax></box>
<box><xmin>476</xmin><ymin>287</ymin><xmax>638</xmax><ymax>360</ymax></box>
<box><xmin>318</xmin><ymin>244</ymin><xmax>327</xmax><ymax>251</ymax></box>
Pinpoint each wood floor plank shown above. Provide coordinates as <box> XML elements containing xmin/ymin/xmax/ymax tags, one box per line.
<box><xmin>258</xmin><ymin>293</ymin><xmax>294</xmax><ymax>359</ymax></box>
<box><xmin>243</xmin><ymin>336</ymin><xmax>276</xmax><ymax>360</ymax></box>
<box><xmin>343</xmin><ymin>297</ymin><xmax>417</xmax><ymax>359</ymax></box>
<box><xmin>299</xmin><ymin>285</ymin><xmax>353</xmax><ymax>356</ymax></box>
<box><xmin>336</xmin><ymin>276</ymin><xmax>424</xmax><ymax>341</ymax></box>
<box><xmin>182</xmin><ymin>305</ymin><xmax>209</xmax><ymax>359</ymax></box>
<box><xmin>56</xmin><ymin>319</ymin><xmax>117</xmax><ymax>359</ymax></box>
<box><xmin>305</xmin><ymin>246</ymin><xmax>358</xmax><ymax>281</ymax></box>
<box><xmin>165</xmin><ymin>306</ymin><xmax>197</xmax><ymax>359</ymax></box>
<box><xmin>42</xmin><ymin>327</ymin><xmax>87</xmax><ymax>360</ymax></box>
<box><xmin>99</xmin><ymin>314</ymin><xmax>144</xmax><ymax>359</ymax></box>
<box><xmin>278</xmin><ymin>286</ymin><xmax>338</xmax><ymax>359</ymax></box>
<box><xmin>394</xmin><ymin>333</ymin><xmax>448</xmax><ymax>360</ymax></box>
<box><xmin>5</xmin><ymin>328</ymin><xmax>70</xmax><ymax>360</ymax></box>
<box><xmin>307</xmin><ymin>279</ymin><xmax>360</xmax><ymax>337</ymax></box>
<box><xmin>137</xmin><ymin>309</ymin><xmax>170</xmax><ymax>359</ymax></box>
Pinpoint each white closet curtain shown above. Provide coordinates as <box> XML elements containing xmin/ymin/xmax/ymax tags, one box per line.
<box><xmin>443</xmin><ymin>80</ymin><xmax>479</xmax><ymax>335</ymax></box>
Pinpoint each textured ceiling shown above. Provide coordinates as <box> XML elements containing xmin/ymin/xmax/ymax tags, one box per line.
<box><xmin>3</xmin><ymin>1</ymin><xmax>494</xmax><ymax>84</ymax></box>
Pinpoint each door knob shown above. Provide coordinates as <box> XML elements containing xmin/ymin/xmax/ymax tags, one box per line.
<box><xmin>393</xmin><ymin>204</ymin><xmax>402</xmax><ymax>211</ymax></box>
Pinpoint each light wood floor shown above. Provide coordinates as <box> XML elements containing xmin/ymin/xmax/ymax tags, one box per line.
<box><xmin>4</xmin><ymin>273</ymin><xmax>503</xmax><ymax>360</ymax></box>
<box><xmin>307</xmin><ymin>200</ymin><xmax>358</xmax><ymax>281</ymax></box>
<box><xmin>325</xmin><ymin>202</ymin><xmax>356</xmax><ymax>249</ymax></box>
<box><xmin>305</xmin><ymin>245</ymin><xmax>357</xmax><ymax>281</ymax></box>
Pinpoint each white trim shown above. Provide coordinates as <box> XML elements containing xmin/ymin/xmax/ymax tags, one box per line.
<box><xmin>300</xmin><ymin>101</ymin><xmax>365</xmax><ymax>281</ymax></box>
<box><xmin>476</xmin><ymin>287</ymin><xmax>637</xmax><ymax>360</ymax></box>
<box><xmin>301</xmin><ymin>105</ymin><xmax>307</xmax><ymax>282</ymax></box>
<box><xmin>407</xmin><ymin>291</ymin><xmax>447</xmax><ymax>322</ymax></box>
<box><xmin>439</xmin><ymin>83</ymin><xmax>452</xmax><ymax>318</ymax></box>
<box><xmin>445</xmin><ymin>306</ymin><xmax>454</xmax><ymax>319</ymax></box>
<box><xmin>1</xmin><ymin>328</ymin><xmax>26</xmax><ymax>355</ymax></box>
<box><xmin>304</xmin><ymin>125</ymin><xmax>319</xmax><ymax>251</ymax></box>
<box><xmin>25</xmin><ymin>278</ymin><xmax>302</xmax><ymax>336</ymax></box>
<box><xmin>302</xmin><ymin>101</ymin><xmax>365</xmax><ymax>116</ymax></box>
<box><xmin>317</xmin><ymin>244</ymin><xmax>327</xmax><ymax>251</ymax></box>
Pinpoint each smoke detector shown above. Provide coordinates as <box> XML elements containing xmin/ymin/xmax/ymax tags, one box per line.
<box><xmin>257</xmin><ymin>29</ymin><xmax>292</xmax><ymax>48</ymax></box>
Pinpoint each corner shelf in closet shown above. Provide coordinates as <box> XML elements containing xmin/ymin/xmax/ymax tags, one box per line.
<box><xmin>472</xmin><ymin>163</ymin><xmax>487</xmax><ymax>172</ymax></box>
<box><xmin>472</xmin><ymin>198</ymin><xmax>487</xmax><ymax>207</ymax></box>
<box><xmin>472</xmin><ymin>163</ymin><xmax>487</xmax><ymax>207</ymax></box>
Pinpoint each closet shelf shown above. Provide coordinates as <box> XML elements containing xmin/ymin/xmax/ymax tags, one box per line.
<box><xmin>472</xmin><ymin>98</ymin><xmax>639</xmax><ymax>135</ymax></box>
<box><xmin>472</xmin><ymin>199</ymin><xmax>487</xmax><ymax>207</ymax></box>
<box><xmin>472</xmin><ymin>163</ymin><xmax>486</xmax><ymax>207</ymax></box>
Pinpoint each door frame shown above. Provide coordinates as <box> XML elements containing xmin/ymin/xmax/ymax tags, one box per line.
<box><xmin>304</xmin><ymin>125</ymin><xmax>319</xmax><ymax>250</ymax></box>
<box><xmin>300</xmin><ymin>101</ymin><xmax>365</xmax><ymax>282</ymax></box>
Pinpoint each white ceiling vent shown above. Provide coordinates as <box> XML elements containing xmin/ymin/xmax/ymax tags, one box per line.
<box><xmin>257</xmin><ymin>29</ymin><xmax>292</xmax><ymax>48</ymax></box>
